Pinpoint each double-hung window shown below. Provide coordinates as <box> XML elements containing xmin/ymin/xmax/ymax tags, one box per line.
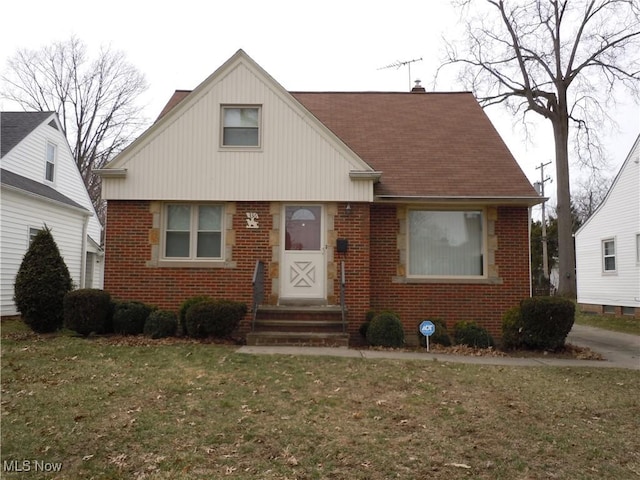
<box><xmin>221</xmin><ymin>106</ymin><xmax>260</xmax><ymax>147</ymax></box>
<box><xmin>45</xmin><ymin>142</ymin><xmax>56</xmax><ymax>182</ymax></box>
<box><xmin>602</xmin><ymin>238</ymin><xmax>616</xmax><ymax>273</ymax></box>
<box><xmin>164</xmin><ymin>204</ymin><xmax>223</xmax><ymax>260</ymax></box>
<box><xmin>408</xmin><ymin>209</ymin><xmax>485</xmax><ymax>277</ymax></box>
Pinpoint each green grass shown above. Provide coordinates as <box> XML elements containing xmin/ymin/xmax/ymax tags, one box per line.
<box><xmin>575</xmin><ymin>310</ymin><xmax>640</xmax><ymax>335</ymax></box>
<box><xmin>2</xmin><ymin>319</ymin><xmax>640</xmax><ymax>479</ymax></box>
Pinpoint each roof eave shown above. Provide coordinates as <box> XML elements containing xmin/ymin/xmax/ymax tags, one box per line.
<box><xmin>94</xmin><ymin>168</ymin><xmax>128</xmax><ymax>178</ymax></box>
<box><xmin>1</xmin><ymin>184</ymin><xmax>92</xmax><ymax>215</ymax></box>
<box><xmin>374</xmin><ymin>195</ymin><xmax>544</xmax><ymax>207</ymax></box>
<box><xmin>349</xmin><ymin>170</ymin><xmax>382</xmax><ymax>181</ymax></box>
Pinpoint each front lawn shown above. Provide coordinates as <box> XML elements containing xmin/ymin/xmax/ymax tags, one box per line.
<box><xmin>1</xmin><ymin>319</ymin><xmax>639</xmax><ymax>479</ymax></box>
<box><xmin>574</xmin><ymin>310</ymin><xmax>640</xmax><ymax>335</ymax></box>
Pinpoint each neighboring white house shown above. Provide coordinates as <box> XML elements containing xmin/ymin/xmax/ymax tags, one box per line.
<box><xmin>1</xmin><ymin>112</ymin><xmax>104</xmax><ymax>316</ymax></box>
<box><xmin>575</xmin><ymin>134</ymin><xmax>640</xmax><ymax>318</ymax></box>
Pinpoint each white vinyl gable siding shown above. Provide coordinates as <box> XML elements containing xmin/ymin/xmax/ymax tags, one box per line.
<box><xmin>101</xmin><ymin>53</ymin><xmax>375</xmax><ymax>202</ymax></box>
<box><xmin>575</xmin><ymin>135</ymin><xmax>640</xmax><ymax>308</ymax></box>
<box><xmin>1</xmin><ymin>116</ymin><xmax>102</xmax><ymax>246</ymax></box>
<box><xmin>0</xmin><ymin>188</ymin><xmax>87</xmax><ymax>316</ymax></box>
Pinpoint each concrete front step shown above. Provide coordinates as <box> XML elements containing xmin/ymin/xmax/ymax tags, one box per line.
<box><xmin>246</xmin><ymin>331</ymin><xmax>350</xmax><ymax>347</ymax></box>
<box><xmin>253</xmin><ymin>319</ymin><xmax>345</xmax><ymax>333</ymax></box>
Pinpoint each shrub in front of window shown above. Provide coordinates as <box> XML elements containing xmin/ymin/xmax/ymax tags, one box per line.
<box><xmin>143</xmin><ymin>310</ymin><xmax>178</xmax><ymax>339</ymax></box>
<box><xmin>518</xmin><ymin>297</ymin><xmax>575</xmax><ymax>350</ymax></box>
<box><xmin>418</xmin><ymin>318</ymin><xmax>452</xmax><ymax>347</ymax></box>
<box><xmin>113</xmin><ymin>301</ymin><xmax>155</xmax><ymax>335</ymax></box>
<box><xmin>453</xmin><ymin>321</ymin><xmax>495</xmax><ymax>348</ymax></box>
<box><xmin>185</xmin><ymin>299</ymin><xmax>248</xmax><ymax>339</ymax></box>
<box><xmin>63</xmin><ymin>289</ymin><xmax>113</xmax><ymax>336</ymax></box>
<box><xmin>366</xmin><ymin>312</ymin><xmax>405</xmax><ymax>348</ymax></box>
<box><xmin>14</xmin><ymin>227</ymin><xmax>73</xmax><ymax>333</ymax></box>
<box><xmin>178</xmin><ymin>296</ymin><xmax>213</xmax><ymax>336</ymax></box>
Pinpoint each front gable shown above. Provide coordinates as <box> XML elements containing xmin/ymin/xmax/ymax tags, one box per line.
<box><xmin>101</xmin><ymin>50</ymin><xmax>377</xmax><ymax>202</ymax></box>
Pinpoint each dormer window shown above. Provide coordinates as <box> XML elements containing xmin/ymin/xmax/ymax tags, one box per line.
<box><xmin>221</xmin><ymin>106</ymin><xmax>260</xmax><ymax>147</ymax></box>
<box><xmin>45</xmin><ymin>141</ymin><xmax>56</xmax><ymax>182</ymax></box>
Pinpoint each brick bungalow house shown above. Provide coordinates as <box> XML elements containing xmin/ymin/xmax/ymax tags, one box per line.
<box><xmin>97</xmin><ymin>49</ymin><xmax>540</xmax><ymax>346</ymax></box>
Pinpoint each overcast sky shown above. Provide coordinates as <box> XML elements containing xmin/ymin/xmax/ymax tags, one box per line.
<box><xmin>2</xmin><ymin>0</ymin><xmax>638</xmax><ymax>207</ymax></box>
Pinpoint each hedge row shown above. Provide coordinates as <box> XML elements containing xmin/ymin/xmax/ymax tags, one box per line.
<box><xmin>62</xmin><ymin>290</ymin><xmax>247</xmax><ymax>340</ymax></box>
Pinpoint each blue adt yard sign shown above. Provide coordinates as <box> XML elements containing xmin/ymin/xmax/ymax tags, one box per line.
<box><xmin>419</xmin><ymin>320</ymin><xmax>435</xmax><ymax>352</ymax></box>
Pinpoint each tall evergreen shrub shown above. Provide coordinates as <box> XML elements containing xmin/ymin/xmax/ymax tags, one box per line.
<box><xmin>14</xmin><ymin>227</ymin><xmax>73</xmax><ymax>333</ymax></box>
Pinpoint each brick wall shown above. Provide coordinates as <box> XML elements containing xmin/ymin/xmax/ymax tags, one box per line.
<box><xmin>105</xmin><ymin>201</ymin><xmax>531</xmax><ymax>344</ymax></box>
<box><xmin>366</xmin><ymin>205</ymin><xmax>531</xmax><ymax>343</ymax></box>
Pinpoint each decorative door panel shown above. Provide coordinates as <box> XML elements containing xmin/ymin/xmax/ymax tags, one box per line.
<box><xmin>281</xmin><ymin>205</ymin><xmax>325</xmax><ymax>300</ymax></box>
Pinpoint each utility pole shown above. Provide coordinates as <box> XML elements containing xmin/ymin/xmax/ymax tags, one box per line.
<box><xmin>534</xmin><ymin>161</ymin><xmax>553</xmax><ymax>281</ymax></box>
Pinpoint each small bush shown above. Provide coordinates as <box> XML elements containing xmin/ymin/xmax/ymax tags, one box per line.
<box><xmin>418</xmin><ymin>319</ymin><xmax>452</xmax><ymax>347</ymax></box>
<box><xmin>185</xmin><ymin>299</ymin><xmax>247</xmax><ymax>338</ymax></box>
<box><xmin>14</xmin><ymin>227</ymin><xmax>73</xmax><ymax>333</ymax></box>
<box><xmin>501</xmin><ymin>306</ymin><xmax>525</xmax><ymax>350</ymax></box>
<box><xmin>144</xmin><ymin>310</ymin><xmax>178</xmax><ymax>339</ymax></box>
<box><xmin>113</xmin><ymin>301</ymin><xmax>154</xmax><ymax>335</ymax></box>
<box><xmin>453</xmin><ymin>321</ymin><xmax>495</xmax><ymax>348</ymax></box>
<box><xmin>366</xmin><ymin>312</ymin><xmax>404</xmax><ymax>348</ymax></box>
<box><xmin>519</xmin><ymin>297</ymin><xmax>575</xmax><ymax>350</ymax></box>
<box><xmin>179</xmin><ymin>296</ymin><xmax>213</xmax><ymax>336</ymax></box>
<box><xmin>63</xmin><ymin>289</ymin><xmax>112</xmax><ymax>336</ymax></box>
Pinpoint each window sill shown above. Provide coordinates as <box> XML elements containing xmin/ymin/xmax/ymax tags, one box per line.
<box><xmin>392</xmin><ymin>276</ymin><xmax>503</xmax><ymax>285</ymax></box>
<box><xmin>148</xmin><ymin>260</ymin><xmax>237</xmax><ymax>269</ymax></box>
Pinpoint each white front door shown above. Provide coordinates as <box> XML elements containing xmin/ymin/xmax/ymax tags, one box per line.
<box><xmin>280</xmin><ymin>205</ymin><xmax>325</xmax><ymax>301</ymax></box>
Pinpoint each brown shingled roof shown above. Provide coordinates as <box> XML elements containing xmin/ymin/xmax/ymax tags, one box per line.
<box><xmin>291</xmin><ymin>91</ymin><xmax>537</xmax><ymax>200</ymax></box>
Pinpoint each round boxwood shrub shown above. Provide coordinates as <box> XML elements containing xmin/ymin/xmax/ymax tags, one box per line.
<box><xmin>178</xmin><ymin>296</ymin><xmax>213</xmax><ymax>336</ymax></box>
<box><xmin>418</xmin><ymin>318</ymin><xmax>452</xmax><ymax>347</ymax></box>
<box><xmin>14</xmin><ymin>227</ymin><xmax>73</xmax><ymax>333</ymax></box>
<box><xmin>453</xmin><ymin>321</ymin><xmax>495</xmax><ymax>348</ymax></box>
<box><xmin>185</xmin><ymin>299</ymin><xmax>248</xmax><ymax>338</ymax></box>
<box><xmin>501</xmin><ymin>306</ymin><xmax>525</xmax><ymax>350</ymax></box>
<box><xmin>144</xmin><ymin>310</ymin><xmax>178</xmax><ymax>339</ymax></box>
<box><xmin>112</xmin><ymin>301</ymin><xmax>154</xmax><ymax>335</ymax></box>
<box><xmin>63</xmin><ymin>289</ymin><xmax>113</xmax><ymax>336</ymax></box>
<box><xmin>366</xmin><ymin>311</ymin><xmax>404</xmax><ymax>348</ymax></box>
<box><xmin>518</xmin><ymin>296</ymin><xmax>575</xmax><ymax>350</ymax></box>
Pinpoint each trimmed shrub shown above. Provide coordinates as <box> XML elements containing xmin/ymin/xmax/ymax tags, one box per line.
<box><xmin>64</xmin><ymin>289</ymin><xmax>112</xmax><ymax>336</ymax></box>
<box><xmin>453</xmin><ymin>321</ymin><xmax>495</xmax><ymax>348</ymax></box>
<box><xmin>518</xmin><ymin>296</ymin><xmax>575</xmax><ymax>350</ymax></box>
<box><xmin>184</xmin><ymin>299</ymin><xmax>247</xmax><ymax>338</ymax></box>
<box><xmin>418</xmin><ymin>318</ymin><xmax>452</xmax><ymax>347</ymax></box>
<box><xmin>144</xmin><ymin>310</ymin><xmax>178</xmax><ymax>339</ymax></box>
<box><xmin>113</xmin><ymin>301</ymin><xmax>154</xmax><ymax>335</ymax></box>
<box><xmin>178</xmin><ymin>296</ymin><xmax>213</xmax><ymax>336</ymax></box>
<box><xmin>366</xmin><ymin>311</ymin><xmax>404</xmax><ymax>348</ymax></box>
<box><xmin>14</xmin><ymin>227</ymin><xmax>73</xmax><ymax>333</ymax></box>
<box><xmin>501</xmin><ymin>306</ymin><xmax>525</xmax><ymax>350</ymax></box>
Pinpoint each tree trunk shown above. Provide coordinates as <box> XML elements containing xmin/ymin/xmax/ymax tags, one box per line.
<box><xmin>553</xmin><ymin>108</ymin><xmax>577</xmax><ymax>299</ymax></box>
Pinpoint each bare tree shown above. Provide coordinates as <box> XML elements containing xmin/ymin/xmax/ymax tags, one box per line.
<box><xmin>571</xmin><ymin>170</ymin><xmax>613</xmax><ymax>227</ymax></box>
<box><xmin>1</xmin><ymin>36</ymin><xmax>148</xmax><ymax>223</ymax></box>
<box><xmin>438</xmin><ymin>0</ymin><xmax>640</xmax><ymax>297</ymax></box>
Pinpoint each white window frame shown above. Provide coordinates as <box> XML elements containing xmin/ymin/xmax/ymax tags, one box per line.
<box><xmin>406</xmin><ymin>208</ymin><xmax>487</xmax><ymax>279</ymax></box>
<box><xmin>28</xmin><ymin>227</ymin><xmax>42</xmax><ymax>246</ymax></box>
<box><xmin>220</xmin><ymin>105</ymin><xmax>261</xmax><ymax>148</ymax></box>
<box><xmin>45</xmin><ymin>141</ymin><xmax>57</xmax><ymax>183</ymax></box>
<box><xmin>602</xmin><ymin>238</ymin><xmax>616</xmax><ymax>273</ymax></box>
<box><xmin>162</xmin><ymin>204</ymin><xmax>224</xmax><ymax>261</ymax></box>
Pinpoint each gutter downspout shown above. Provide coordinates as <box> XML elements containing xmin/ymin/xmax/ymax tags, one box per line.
<box><xmin>80</xmin><ymin>216</ymin><xmax>89</xmax><ymax>289</ymax></box>
<box><xmin>528</xmin><ymin>207</ymin><xmax>533</xmax><ymax>297</ymax></box>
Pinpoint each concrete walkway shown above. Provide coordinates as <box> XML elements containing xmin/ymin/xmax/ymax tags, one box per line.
<box><xmin>237</xmin><ymin>324</ymin><xmax>640</xmax><ymax>370</ymax></box>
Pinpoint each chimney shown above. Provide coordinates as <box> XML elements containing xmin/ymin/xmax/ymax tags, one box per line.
<box><xmin>411</xmin><ymin>79</ymin><xmax>426</xmax><ymax>93</ymax></box>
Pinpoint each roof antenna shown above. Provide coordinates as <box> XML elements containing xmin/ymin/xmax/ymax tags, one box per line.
<box><xmin>377</xmin><ymin>57</ymin><xmax>423</xmax><ymax>91</ymax></box>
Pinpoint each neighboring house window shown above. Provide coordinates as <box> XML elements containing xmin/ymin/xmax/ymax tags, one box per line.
<box><xmin>164</xmin><ymin>204</ymin><xmax>223</xmax><ymax>259</ymax></box>
<box><xmin>45</xmin><ymin>142</ymin><xmax>56</xmax><ymax>182</ymax></box>
<box><xmin>602</xmin><ymin>238</ymin><xmax>616</xmax><ymax>273</ymax></box>
<box><xmin>28</xmin><ymin>227</ymin><xmax>41</xmax><ymax>246</ymax></box>
<box><xmin>221</xmin><ymin>106</ymin><xmax>260</xmax><ymax>147</ymax></box>
<box><xmin>408</xmin><ymin>210</ymin><xmax>484</xmax><ymax>277</ymax></box>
